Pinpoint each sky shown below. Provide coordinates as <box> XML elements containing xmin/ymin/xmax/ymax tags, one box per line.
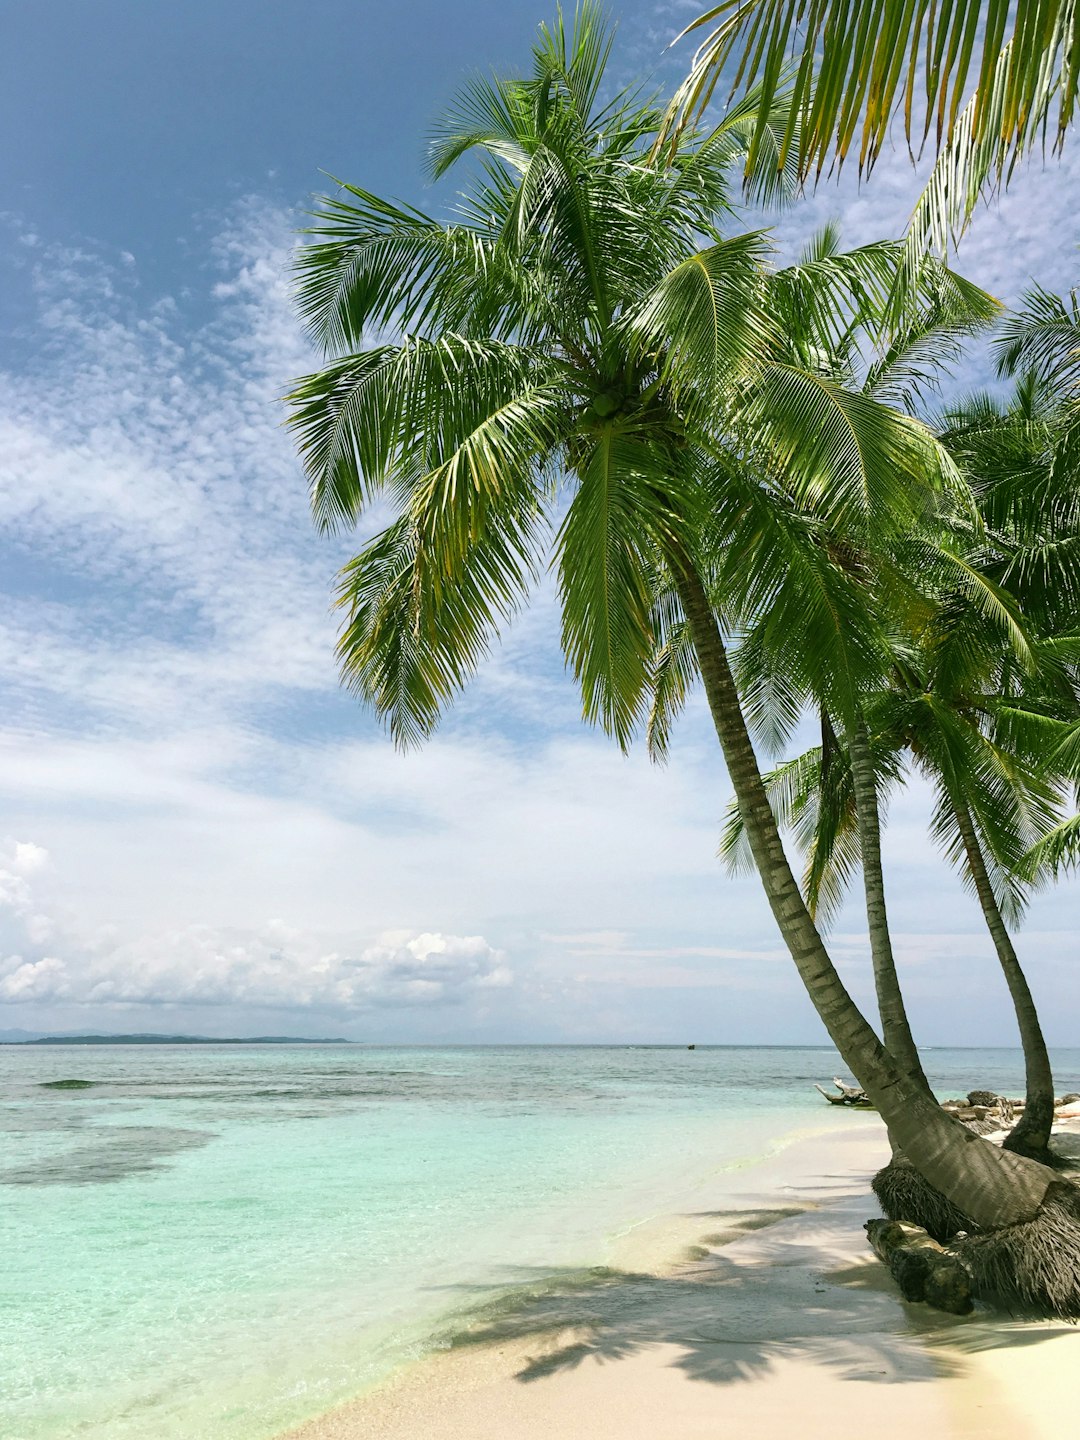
<box><xmin>0</xmin><ymin>1</ymin><xmax>1077</xmax><ymax>1045</ymax></box>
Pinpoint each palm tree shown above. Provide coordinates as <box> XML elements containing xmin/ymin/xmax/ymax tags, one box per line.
<box><xmin>648</xmin><ymin>225</ymin><xmax>1003</xmax><ymax>1095</ymax></box>
<box><xmin>287</xmin><ymin>5</ymin><xmax>1077</xmax><ymax>1307</ymax></box>
<box><xmin>724</xmin><ymin>680</ymin><xmax>1066</xmax><ymax>1159</ymax></box>
<box><xmin>664</xmin><ymin>2</ymin><xmax>1080</xmax><ymax>257</ymax></box>
<box><xmin>940</xmin><ymin>364</ymin><xmax>1080</xmax><ymax>1151</ymax></box>
<box><xmin>718</xmin><ymin>367</ymin><xmax>1080</xmax><ymax>1159</ymax></box>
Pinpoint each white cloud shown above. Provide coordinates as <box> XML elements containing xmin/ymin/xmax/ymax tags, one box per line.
<box><xmin>0</xmin><ymin>199</ymin><xmax>345</xmax><ymax>743</ymax></box>
<box><xmin>12</xmin><ymin>841</ymin><xmax>48</xmax><ymax>873</ymax></box>
<box><xmin>0</xmin><ymin>839</ymin><xmax>509</xmax><ymax>1012</ymax></box>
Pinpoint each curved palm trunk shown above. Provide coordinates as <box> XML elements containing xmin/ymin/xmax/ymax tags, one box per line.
<box><xmin>846</xmin><ymin>718</ymin><xmax>932</xmax><ymax>1094</ymax></box>
<box><xmin>671</xmin><ymin>559</ymin><xmax>1053</xmax><ymax>1228</ymax></box>
<box><xmin>952</xmin><ymin>796</ymin><xmax>1056</xmax><ymax>1156</ymax></box>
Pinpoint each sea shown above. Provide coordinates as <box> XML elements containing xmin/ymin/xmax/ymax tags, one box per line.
<box><xmin>2</xmin><ymin>1042</ymin><xmax>1077</xmax><ymax>1440</ymax></box>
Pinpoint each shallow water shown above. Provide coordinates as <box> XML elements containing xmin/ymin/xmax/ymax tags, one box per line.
<box><xmin>1</xmin><ymin>1043</ymin><xmax>1075</xmax><ymax>1439</ymax></box>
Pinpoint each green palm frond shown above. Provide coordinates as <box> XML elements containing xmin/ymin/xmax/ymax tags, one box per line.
<box><xmin>427</xmin><ymin>72</ymin><xmax>536</xmax><ymax>179</ymax></box>
<box><xmin>991</xmin><ymin>704</ymin><xmax>1080</xmax><ymax>772</ymax></box>
<box><xmin>769</xmin><ymin>236</ymin><xmax>902</xmax><ymax>368</ymax></box>
<box><xmin>917</xmin><ymin>690</ymin><xmax>1063</xmax><ymax>923</ymax></box>
<box><xmin>288</xmin><ymin>347</ymin><xmax>407</xmax><ymax>528</ymax></box>
<box><xmin>730</xmin><ymin>622</ymin><xmax>808</xmax><ymax>757</ymax></box>
<box><xmin>1025</xmin><ymin>812</ymin><xmax>1080</xmax><ymax>876</ymax></box>
<box><xmin>718</xmin><ymin>748</ymin><xmax>827</xmax><ymax>877</ymax></box>
<box><xmin>645</xmin><ymin>589</ymin><xmax>697</xmax><ymax>763</ymax></box>
<box><xmin>631</xmin><ymin>232</ymin><xmax>775</xmax><ymax>400</ymax></box>
<box><xmin>557</xmin><ymin>431</ymin><xmax>692</xmax><ymax>748</ymax></box>
<box><xmin>742</xmin><ymin>363</ymin><xmax>959</xmax><ymax>532</ymax></box>
<box><xmin>333</xmin><ymin>493</ymin><xmax>536</xmax><ymax>748</ymax></box>
<box><xmin>697</xmin><ymin>74</ymin><xmax>807</xmax><ymax>208</ymax></box>
<box><xmin>867</xmin><ymin>270</ymin><xmax>1001</xmax><ymax>413</ymax></box>
<box><xmin>717</xmin><ymin>731</ymin><xmax>879</xmax><ymax>928</ymax></box>
<box><xmin>901</xmin><ymin>38</ymin><xmax>1023</xmax><ymax>260</ymax></box>
<box><xmin>996</xmin><ymin>286</ymin><xmax>1080</xmax><ymax>390</ymax></box>
<box><xmin>663</xmin><ymin>1</ymin><xmax>1080</xmax><ymax>190</ymax></box>
<box><xmin>919</xmin><ymin>542</ymin><xmax>1037</xmax><ymax>672</ymax></box>
<box><xmin>288</xmin><ymin>337</ymin><xmax>563</xmax><ymax>532</ymax></box>
<box><xmin>295</xmin><ymin>187</ymin><xmax>499</xmax><ymax>350</ymax></box>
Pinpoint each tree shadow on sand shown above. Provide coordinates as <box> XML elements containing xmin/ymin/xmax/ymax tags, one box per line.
<box><xmin>433</xmin><ymin>1200</ymin><xmax>1074</xmax><ymax>1391</ymax></box>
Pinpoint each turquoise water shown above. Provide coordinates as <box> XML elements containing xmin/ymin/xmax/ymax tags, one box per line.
<box><xmin>2</xmin><ymin>1044</ymin><xmax>1076</xmax><ymax>1439</ymax></box>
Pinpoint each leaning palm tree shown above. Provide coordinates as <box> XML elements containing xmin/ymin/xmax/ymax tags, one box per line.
<box><xmin>719</xmin><ymin>366</ymin><xmax>1080</xmax><ymax>1161</ymax></box>
<box><xmin>664</xmin><ymin>2</ymin><xmax>1080</xmax><ymax>257</ymax></box>
<box><xmin>723</xmin><ymin>677</ymin><xmax>1067</xmax><ymax>1161</ymax></box>
<box><xmin>648</xmin><ymin>223</ymin><xmax>1003</xmax><ymax>1096</ymax></box>
<box><xmin>288</xmin><ymin>6</ymin><xmax>1080</xmax><ymax>1311</ymax></box>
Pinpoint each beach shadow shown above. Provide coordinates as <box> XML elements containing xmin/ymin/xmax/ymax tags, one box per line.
<box><xmin>434</xmin><ymin>1204</ymin><xmax>1070</xmax><ymax>1393</ymax></box>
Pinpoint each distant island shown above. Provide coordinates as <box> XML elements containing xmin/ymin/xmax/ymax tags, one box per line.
<box><xmin>3</xmin><ymin>1033</ymin><xmax>353</xmax><ymax>1046</ymax></box>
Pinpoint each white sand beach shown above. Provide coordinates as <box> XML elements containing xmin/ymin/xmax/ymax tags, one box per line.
<box><xmin>284</xmin><ymin>1121</ymin><xmax>1080</xmax><ymax>1440</ymax></box>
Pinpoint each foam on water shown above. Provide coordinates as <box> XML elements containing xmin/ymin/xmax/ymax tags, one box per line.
<box><xmin>1</xmin><ymin>1043</ymin><xmax>1075</xmax><ymax>1438</ymax></box>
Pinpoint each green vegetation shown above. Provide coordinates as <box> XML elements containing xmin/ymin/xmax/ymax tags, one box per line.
<box><xmin>664</xmin><ymin>1</ymin><xmax>1080</xmax><ymax>254</ymax></box>
<box><xmin>288</xmin><ymin>3</ymin><xmax>1080</xmax><ymax>1314</ymax></box>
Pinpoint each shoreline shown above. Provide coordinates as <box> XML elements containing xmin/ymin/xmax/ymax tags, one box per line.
<box><xmin>281</xmin><ymin>1119</ymin><xmax>1079</xmax><ymax>1440</ymax></box>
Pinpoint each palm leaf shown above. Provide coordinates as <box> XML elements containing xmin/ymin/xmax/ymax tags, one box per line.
<box><xmin>556</xmin><ymin>431</ymin><xmax>688</xmax><ymax>748</ymax></box>
<box><xmin>662</xmin><ymin>1</ymin><xmax>1080</xmax><ymax>188</ymax></box>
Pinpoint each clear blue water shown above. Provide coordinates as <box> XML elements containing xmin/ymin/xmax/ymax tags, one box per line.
<box><xmin>1</xmin><ymin>1043</ymin><xmax>1076</xmax><ymax>1439</ymax></box>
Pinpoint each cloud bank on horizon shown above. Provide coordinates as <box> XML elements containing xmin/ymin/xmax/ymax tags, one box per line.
<box><xmin>0</xmin><ymin>833</ymin><xmax>509</xmax><ymax>1015</ymax></box>
<box><xmin>1</xmin><ymin>1</ymin><xmax>1079</xmax><ymax>1043</ymax></box>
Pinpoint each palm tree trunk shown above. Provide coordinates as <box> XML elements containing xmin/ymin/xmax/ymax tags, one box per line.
<box><xmin>846</xmin><ymin>717</ymin><xmax>932</xmax><ymax>1094</ymax></box>
<box><xmin>670</xmin><ymin>558</ymin><xmax>1053</xmax><ymax>1228</ymax></box>
<box><xmin>951</xmin><ymin>795</ymin><xmax>1056</xmax><ymax>1156</ymax></box>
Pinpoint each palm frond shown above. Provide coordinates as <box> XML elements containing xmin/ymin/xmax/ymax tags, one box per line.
<box><xmin>662</xmin><ymin>1</ymin><xmax>1080</xmax><ymax>189</ymax></box>
<box><xmin>1025</xmin><ymin>812</ymin><xmax>1080</xmax><ymax>877</ymax></box>
<box><xmin>631</xmin><ymin>232</ymin><xmax>774</xmax><ymax>400</ymax></box>
<box><xmin>557</xmin><ymin>431</ymin><xmax>689</xmax><ymax>748</ymax></box>
<box><xmin>742</xmin><ymin>363</ymin><xmax>959</xmax><ymax>532</ymax></box>
<box><xmin>646</xmin><ymin>594</ymin><xmax>697</xmax><ymax>763</ymax></box>
<box><xmin>287</xmin><ymin>337</ymin><xmax>562</xmax><ymax>532</ymax></box>
<box><xmin>295</xmin><ymin>186</ymin><xmax>497</xmax><ymax>350</ymax></box>
<box><xmin>995</xmin><ymin>285</ymin><xmax>1080</xmax><ymax>390</ymax></box>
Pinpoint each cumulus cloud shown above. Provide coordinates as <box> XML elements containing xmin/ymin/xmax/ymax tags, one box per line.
<box><xmin>0</xmin><ymin>838</ymin><xmax>50</xmax><ymax>914</ymax></box>
<box><xmin>0</xmin><ymin>840</ymin><xmax>509</xmax><ymax>1012</ymax></box>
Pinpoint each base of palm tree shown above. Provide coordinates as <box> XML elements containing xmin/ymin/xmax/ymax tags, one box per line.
<box><xmin>873</xmin><ymin>1160</ymin><xmax>1080</xmax><ymax>1316</ymax></box>
<box><xmin>1001</xmin><ymin>1130</ymin><xmax>1071</xmax><ymax>1166</ymax></box>
<box><xmin>1001</xmin><ymin>1101</ymin><xmax>1065</xmax><ymax>1165</ymax></box>
<box><xmin>953</xmin><ymin>1180</ymin><xmax>1080</xmax><ymax>1319</ymax></box>
<box><xmin>872</xmin><ymin>1158</ymin><xmax>974</xmax><ymax>1243</ymax></box>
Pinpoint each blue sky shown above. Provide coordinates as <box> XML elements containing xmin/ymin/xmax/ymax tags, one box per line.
<box><xmin>0</xmin><ymin>1</ymin><xmax>1078</xmax><ymax>1044</ymax></box>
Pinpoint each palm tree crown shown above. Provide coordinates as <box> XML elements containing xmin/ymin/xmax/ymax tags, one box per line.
<box><xmin>288</xmin><ymin>4</ymin><xmax>963</xmax><ymax>754</ymax></box>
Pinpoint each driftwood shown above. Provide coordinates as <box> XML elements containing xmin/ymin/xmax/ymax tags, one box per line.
<box><xmin>819</xmin><ymin>1080</ymin><xmax>1080</xmax><ymax>1126</ymax></box>
<box><xmin>865</xmin><ymin>1218</ymin><xmax>974</xmax><ymax>1314</ymax></box>
<box><xmin>815</xmin><ymin>1077</ymin><xmax>873</xmax><ymax>1108</ymax></box>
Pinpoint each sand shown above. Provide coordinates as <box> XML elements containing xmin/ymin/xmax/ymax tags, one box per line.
<box><xmin>284</xmin><ymin>1121</ymin><xmax>1080</xmax><ymax>1440</ymax></box>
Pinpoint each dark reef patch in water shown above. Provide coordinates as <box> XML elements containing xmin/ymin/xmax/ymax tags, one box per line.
<box><xmin>39</xmin><ymin>1078</ymin><xmax>99</xmax><ymax>1091</ymax></box>
<box><xmin>0</xmin><ymin>1126</ymin><xmax>214</xmax><ymax>1186</ymax></box>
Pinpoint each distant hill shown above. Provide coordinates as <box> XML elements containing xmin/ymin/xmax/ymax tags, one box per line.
<box><xmin>2</xmin><ymin>1033</ymin><xmax>353</xmax><ymax>1046</ymax></box>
